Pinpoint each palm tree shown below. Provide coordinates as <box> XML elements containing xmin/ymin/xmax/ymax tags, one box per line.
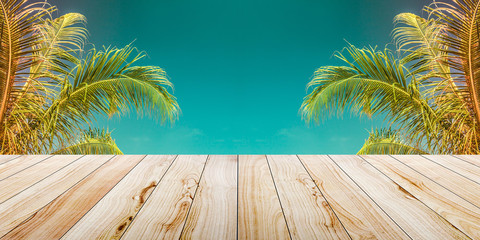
<box><xmin>0</xmin><ymin>0</ymin><xmax>179</xmax><ymax>154</ymax></box>
<box><xmin>301</xmin><ymin>0</ymin><xmax>480</xmax><ymax>154</ymax></box>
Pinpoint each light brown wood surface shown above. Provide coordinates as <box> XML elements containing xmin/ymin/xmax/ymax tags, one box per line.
<box><xmin>0</xmin><ymin>155</ymin><xmax>50</xmax><ymax>180</ymax></box>
<box><xmin>2</xmin><ymin>155</ymin><xmax>145</xmax><ymax>239</ymax></box>
<box><xmin>238</xmin><ymin>155</ymin><xmax>289</xmax><ymax>240</ymax></box>
<box><xmin>330</xmin><ymin>155</ymin><xmax>468</xmax><ymax>239</ymax></box>
<box><xmin>299</xmin><ymin>155</ymin><xmax>409</xmax><ymax>240</ymax></box>
<box><xmin>62</xmin><ymin>155</ymin><xmax>176</xmax><ymax>240</ymax></box>
<box><xmin>121</xmin><ymin>155</ymin><xmax>208</xmax><ymax>240</ymax></box>
<box><xmin>181</xmin><ymin>155</ymin><xmax>237</xmax><ymax>239</ymax></box>
<box><xmin>0</xmin><ymin>155</ymin><xmax>113</xmax><ymax>237</ymax></box>
<box><xmin>1</xmin><ymin>155</ymin><xmax>478</xmax><ymax>239</ymax></box>
<box><xmin>393</xmin><ymin>155</ymin><xmax>480</xmax><ymax>207</ymax></box>
<box><xmin>455</xmin><ymin>155</ymin><xmax>480</xmax><ymax>167</ymax></box>
<box><xmin>0</xmin><ymin>155</ymin><xmax>19</xmax><ymax>165</ymax></box>
<box><xmin>362</xmin><ymin>155</ymin><xmax>480</xmax><ymax>239</ymax></box>
<box><xmin>0</xmin><ymin>155</ymin><xmax>82</xmax><ymax>203</ymax></box>
<box><xmin>422</xmin><ymin>155</ymin><xmax>480</xmax><ymax>184</ymax></box>
<box><xmin>267</xmin><ymin>155</ymin><xmax>350</xmax><ymax>239</ymax></box>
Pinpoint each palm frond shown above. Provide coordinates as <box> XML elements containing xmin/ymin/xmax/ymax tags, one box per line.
<box><xmin>300</xmin><ymin>44</ymin><xmax>474</xmax><ymax>153</ymax></box>
<box><xmin>31</xmin><ymin>12</ymin><xmax>87</xmax><ymax>82</ymax></box>
<box><xmin>357</xmin><ymin>128</ymin><xmax>429</xmax><ymax>154</ymax></box>
<box><xmin>393</xmin><ymin>13</ymin><xmax>447</xmax><ymax>78</ymax></box>
<box><xmin>301</xmin><ymin>45</ymin><xmax>438</xmax><ymax>144</ymax></box>
<box><xmin>0</xmin><ymin>3</ymin><xmax>180</xmax><ymax>155</ymax></box>
<box><xmin>42</xmin><ymin>45</ymin><xmax>179</xmax><ymax>147</ymax></box>
<box><xmin>54</xmin><ymin>128</ymin><xmax>122</xmax><ymax>154</ymax></box>
<box><xmin>0</xmin><ymin>0</ymin><xmax>53</xmax><ymax>154</ymax></box>
<box><xmin>302</xmin><ymin>0</ymin><xmax>480</xmax><ymax>155</ymax></box>
<box><xmin>393</xmin><ymin>11</ymin><xmax>478</xmax><ymax>154</ymax></box>
<box><xmin>429</xmin><ymin>0</ymin><xmax>480</xmax><ymax>125</ymax></box>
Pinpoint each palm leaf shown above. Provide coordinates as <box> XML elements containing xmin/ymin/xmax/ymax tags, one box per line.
<box><xmin>54</xmin><ymin>128</ymin><xmax>122</xmax><ymax>154</ymax></box>
<box><xmin>0</xmin><ymin>3</ymin><xmax>180</xmax><ymax>154</ymax></box>
<box><xmin>26</xmin><ymin>12</ymin><xmax>87</xmax><ymax>87</ymax></box>
<box><xmin>302</xmin><ymin>0</ymin><xmax>480</xmax><ymax>154</ymax></box>
<box><xmin>301</xmin><ymin>45</ymin><xmax>440</xmax><ymax>148</ymax></box>
<box><xmin>430</xmin><ymin>0</ymin><xmax>480</xmax><ymax>125</ymax></box>
<box><xmin>42</xmin><ymin>45</ymin><xmax>179</xmax><ymax>150</ymax></box>
<box><xmin>357</xmin><ymin>128</ymin><xmax>429</xmax><ymax>154</ymax></box>
<box><xmin>393</xmin><ymin>11</ymin><xmax>478</xmax><ymax>153</ymax></box>
<box><xmin>0</xmin><ymin>0</ymin><xmax>52</xmax><ymax>153</ymax></box>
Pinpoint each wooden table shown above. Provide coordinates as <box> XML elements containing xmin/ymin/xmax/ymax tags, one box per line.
<box><xmin>0</xmin><ymin>155</ymin><xmax>479</xmax><ymax>239</ymax></box>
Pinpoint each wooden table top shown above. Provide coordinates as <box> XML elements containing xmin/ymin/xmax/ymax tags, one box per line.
<box><xmin>0</xmin><ymin>155</ymin><xmax>479</xmax><ymax>239</ymax></box>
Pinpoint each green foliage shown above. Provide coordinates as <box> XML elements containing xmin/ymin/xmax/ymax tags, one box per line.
<box><xmin>301</xmin><ymin>0</ymin><xmax>480</xmax><ymax>154</ymax></box>
<box><xmin>53</xmin><ymin>128</ymin><xmax>123</xmax><ymax>155</ymax></box>
<box><xmin>0</xmin><ymin>0</ymin><xmax>179</xmax><ymax>154</ymax></box>
<box><xmin>357</xmin><ymin>128</ymin><xmax>428</xmax><ymax>155</ymax></box>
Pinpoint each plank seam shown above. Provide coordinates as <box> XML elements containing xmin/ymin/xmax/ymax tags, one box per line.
<box><xmin>0</xmin><ymin>155</ymin><xmax>53</xmax><ymax>182</ymax></box>
<box><xmin>118</xmin><ymin>155</ymin><xmax>179</xmax><ymax>240</ymax></box>
<box><xmin>0</xmin><ymin>155</ymin><xmax>22</xmax><ymax>166</ymax></box>
<box><xmin>0</xmin><ymin>155</ymin><xmax>86</xmax><ymax>205</ymax></box>
<box><xmin>389</xmin><ymin>155</ymin><xmax>480</xmax><ymax>210</ymax></box>
<box><xmin>178</xmin><ymin>155</ymin><xmax>210</xmax><ymax>239</ymax></box>
<box><xmin>451</xmin><ymin>155</ymin><xmax>480</xmax><ymax>168</ymax></box>
<box><xmin>265</xmin><ymin>155</ymin><xmax>293</xmax><ymax>240</ymax></box>
<box><xmin>296</xmin><ymin>155</ymin><xmax>352</xmax><ymax>240</ymax></box>
<box><xmin>60</xmin><ymin>155</ymin><xmax>150</xmax><ymax>239</ymax></box>
<box><xmin>0</xmin><ymin>155</ymin><xmax>117</xmax><ymax>239</ymax></box>
<box><xmin>376</xmin><ymin>155</ymin><xmax>476</xmax><ymax>239</ymax></box>
<box><xmin>330</xmin><ymin>155</ymin><xmax>413</xmax><ymax>240</ymax></box>
<box><xmin>364</xmin><ymin>155</ymin><xmax>472</xmax><ymax>239</ymax></box>
<box><xmin>421</xmin><ymin>155</ymin><xmax>480</xmax><ymax>186</ymax></box>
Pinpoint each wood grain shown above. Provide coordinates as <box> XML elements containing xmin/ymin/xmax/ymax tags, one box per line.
<box><xmin>2</xmin><ymin>155</ymin><xmax>479</xmax><ymax>239</ymax></box>
<box><xmin>455</xmin><ymin>155</ymin><xmax>480</xmax><ymax>167</ymax></box>
<box><xmin>267</xmin><ymin>155</ymin><xmax>350</xmax><ymax>239</ymax></box>
<box><xmin>363</xmin><ymin>155</ymin><xmax>480</xmax><ymax>239</ymax></box>
<box><xmin>0</xmin><ymin>155</ymin><xmax>82</xmax><ymax>203</ymax></box>
<box><xmin>0</xmin><ymin>155</ymin><xmax>50</xmax><ymax>180</ymax></box>
<box><xmin>121</xmin><ymin>155</ymin><xmax>208</xmax><ymax>240</ymax></box>
<box><xmin>330</xmin><ymin>155</ymin><xmax>468</xmax><ymax>239</ymax></box>
<box><xmin>423</xmin><ymin>155</ymin><xmax>480</xmax><ymax>183</ymax></box>
<box><xmin>61</xmin><ymin>155</ymin><xmax>176</xmax><ymax>240</ymax></box>
<box><xmin>299</xmin><ymin>155</ymin><xmax>409</xmax><ymax>240</ymax></box>
<box><xmin>393</xmin><ymin>155</ymin><xmax>480</xmax><ymax>207</ymax></box>
<box><xmin>238</xmin><ymin>155</ymin><xmax>289</xmax><ymax>240</ymax></box>
<box><xmin>0</xmin><ymin>155</ymin><xmax>113</xmax><ymax>237</ymax></box>
<box><xmin>0</xmin><ymin>155</ymin><xmax>19</xmax><ymax>165</ymax></box>
<box><xmin>180</xmin><ymin>155</ymin><xmax>237</xmax><ymax>239</ymax></box>
<box><xmin>2</xmin><ymin>155</ymin><xmax>145</xmax><ymax>239</ymax></box>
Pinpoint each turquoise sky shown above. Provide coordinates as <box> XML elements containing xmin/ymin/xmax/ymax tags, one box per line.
<box><xmin>50</xmin><ymin>0</ymin><xmax>431</xmax><ymax>154</ymax></box>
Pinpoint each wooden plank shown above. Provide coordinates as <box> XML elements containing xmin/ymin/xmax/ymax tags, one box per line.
<box><xmin>330</xmin><ymin>155</ymin><xmax>468</xmax><ymax>239</ymax></box>
<box><xmin>363</xmin><ymin>155</ymin><xmax>480</xmax><ymax>239</ymax></box>
<box><xmin>238</xmin><ymin>155</ymin><xmax>289</xmax><ymax>240</ymax></box>
<box><xmin>299</xmin><ymin>155</ymin><xmax>409</xmax><ymax>240</ymax></box>
<box><xmin>121</xmin><ymin>155</ymin><xmax>208</xmax><ymax>240</ymax></box>
<box><xmin>267</xmin><ymin>155</ymin><xmax>349</xmax><ymax>239</ymax></box>
<box><xmin>455</xmin><ymin>155</ymin><xmax>480</xmax><ymax>168</ymax></box>
<box><xmin>181</xmin><ymin>155</ymin><xmax>237</xmax><ymax>239</ymax></box>
<box><xmin>0</xmin><ymin>155</ymin><xmax>82</xmax><ymax>203</ymax></box>
<box><xmin>0</xmin><ymin>155</ymin><xmax>19</xmax><ymax>165</ymax></box>
<box><xmin>2</xmin><ymin>155</ymin><xmax>145</xmax><ymax>239</ymax></box>
<box><xmin>61</xmin><ymin>155</ymin><xmax>176</xmax><ymax>240</ymax></box>
<box><xmin>423</xmin><ymin>155</ymin><xmax>480</xmax><ymax>184</ymax></box>
<box><xmin>0</xmin><ymin>155</ymin><xmax>113</xmax><ymax>237</ymax></box>
<box><xmin>0</xmin><ymin>155</ymin><xmax>50</xmax><ymax>180</ymax></box>
<box><xmin>393</xmin><ymin>155</ymin><xmax>480</xmax><ymax>208</ymax></box>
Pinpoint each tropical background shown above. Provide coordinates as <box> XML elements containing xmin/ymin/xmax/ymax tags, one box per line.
<box><xmin>6</xmin><ymin>0</ymin><xmax>476</xmax><ymax>154</ymax></box>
